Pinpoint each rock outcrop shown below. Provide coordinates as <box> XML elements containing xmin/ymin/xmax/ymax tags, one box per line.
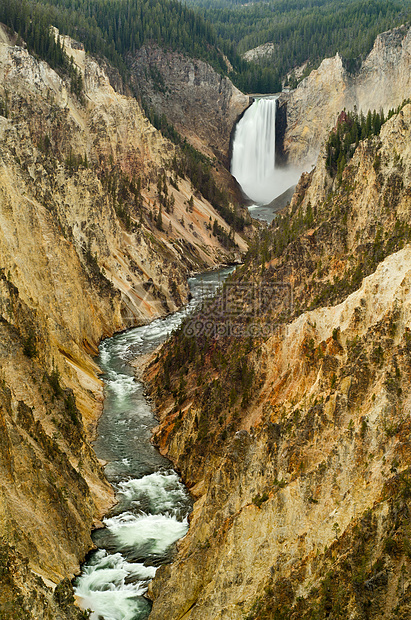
<box><xmin>146</xmin><ymin>103</ymin><xmax>411</xmax><ymax>619</ymax></box>
<box><xmin>127</xmin><ymin>45</ymin><xmax>250</xmax><ymax>163</ymax></box>
<box><xmin>243</xmin><ymin>42</ymin><xmax>276</xmax><ymax>62</ymax></box>
<box><xmin>281</xmin><ymin>24</ymin><xmax>411</xmax><ymax>166</ymax></box>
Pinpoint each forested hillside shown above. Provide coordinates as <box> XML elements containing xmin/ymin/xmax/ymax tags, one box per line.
<box><xmin>187</xmin><ymin>0</ymin><xmax>411</xmax><ymax>91</ymax></box>
<box><xmin>2</xmin><ymin>0</ymin><xmax>411</xmax><ymax>94</ymax></box>
<box><xmin>0</xmin><ymin>0</ymin><xmax>226</xmax><ymax>78</ymax></box>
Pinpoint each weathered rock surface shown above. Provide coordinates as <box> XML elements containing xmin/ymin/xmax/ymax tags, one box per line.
<box><xmin>281</xmin><ymin>25</ymin><xmax>411</xmax><ymax>166</ymax></box>
<box><xmin>127</xmin><ymin>45</ymin><xmax>250</xmax><ymax>163</ymax></box>
<box><xmin>146</xmin><ymin>104</ymin><xmax>411</xmax><ymax>619</ymax></box>
<box><xmin>243</xmin><ymin>42</ymin><xmax>276</xmax><ymax>63</ymax></box>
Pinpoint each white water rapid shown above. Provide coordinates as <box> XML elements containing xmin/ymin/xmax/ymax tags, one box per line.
<box><xmin>74</xmin><ymin>267</ymin><xmax>234</xmax><ymax>620</ymax></box>
<box><xmin>231</xmin><ymin>96</ymin><xmax>304</xmax><ymax>220</ymax></box>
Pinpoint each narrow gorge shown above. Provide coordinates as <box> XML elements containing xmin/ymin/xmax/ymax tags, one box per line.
<box><xmin>0</xmin><ymin>21</ymin><xmax>248</xmax><ymax>619</ymax></box>
<box><xmin>2</xmin><ymin>7</ymin><xmax>411</xmax><ymax>620</ymax></box>
<box><xmin>74</xmin><ymin>268</ymin><xmax>232</xmax><ymax>620</ymax></box>
<box><xmin>146</xmin><ymin>99</ymin><xmax>411</xmax><ymax>620</ymax></box>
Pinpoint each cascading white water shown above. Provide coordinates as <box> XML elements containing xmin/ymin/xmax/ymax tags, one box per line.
<box><xmin>231</xmin><ymin>97</ymin><xmax>277</xmax><ymax>205</ymax></box>
<box><xmin>74</xmin><ymin>267</ymin><xmax>234</xmax><ymax>620</ymax></box>
<box><xmin>231</xmin><ymin>97</ymin><xmax>278</xmax><ymax>205</ymax></box>
<box><xmin>231</xmin><ymin>96</ymin><xmax>304</xmax><ymax>213</ymax></box>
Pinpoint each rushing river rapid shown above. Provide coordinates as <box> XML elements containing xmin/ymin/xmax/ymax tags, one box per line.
<box><xmin>74</xmin><ymin>267</ymin><xmax>234</xmax><ymax>620</ymax></box>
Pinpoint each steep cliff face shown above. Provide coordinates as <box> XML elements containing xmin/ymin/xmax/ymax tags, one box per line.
<box><xmin>146</xmin><ymin>104</ymin><xmax>411</xmax><ymax>619</ymax></box>
<box><xmin>127</xmin><ymin>45</ymin><xmax>250</xmax><ymax>164</ymax></box>
<box><xmin>281</xmin><ymin>25</ymin><xmax>411</xmax><ymax>166</ymax></box>
<box><xmin>0</xmin><ymin>24</ymin><xmax>248</xmax><ymax>617</ymax></box>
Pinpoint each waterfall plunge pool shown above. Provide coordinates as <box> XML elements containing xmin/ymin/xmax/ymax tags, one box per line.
<box><xmin>74</xmin><ymin>267</ymin><xmax>234</xmax><ymax>620</ymax></box>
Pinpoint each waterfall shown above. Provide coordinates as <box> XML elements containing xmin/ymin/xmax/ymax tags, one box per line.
<box><xmin>231</xmin><ymin>96</ymin><xmax>303</xmax><ymax>211</ymax></box>
<box><xmin>231</xmin><ymin>97</ymin><xmax>278</xmax><ymax>205</ymax></box>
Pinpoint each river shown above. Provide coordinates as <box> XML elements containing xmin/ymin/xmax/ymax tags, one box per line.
<box><xmin>74</xmin><ymin>267</ymin><xmax>234</xmax><ymax>620</ymax></box>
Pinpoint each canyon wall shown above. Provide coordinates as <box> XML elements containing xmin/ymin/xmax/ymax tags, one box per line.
<box><xmin>127</xmin><ymin>45</ymin><xmax>250</xmax><ymax>164</ymax></box>
<box><xmin>147</xmin><ymin>103</ymin><xmax>411</xmax><ymax>619</ymax></box>
<box><xmin>281</xmin><ymin>24</ymin><xmax>411</xmax><ymax>166</ymax></box>
<box><xmin>0</xmin><ymin>25</ymin><xmax>247</xmax><ymax>618</ymax></box>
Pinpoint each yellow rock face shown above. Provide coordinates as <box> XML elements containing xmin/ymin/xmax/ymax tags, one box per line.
<box><xmin>281</xmin><ymin>25</ymin><xmax>411</xmax><ymax>167</ymax></box>
<box><xmin>147</xmin><ymin>105</ymin><xmax>411</xmax><ymax>619</ymax></box>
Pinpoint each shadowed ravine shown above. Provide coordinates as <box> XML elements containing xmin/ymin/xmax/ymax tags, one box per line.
<box><xmin>74</xmin><ymin>268</ymin><xmax>234</xmax><ymax>620</ymax></box>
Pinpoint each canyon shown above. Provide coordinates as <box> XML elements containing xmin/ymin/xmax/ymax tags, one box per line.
<box><xmin>146</xmin><ymin>88</ymin><xmax>411</xmax><ymax>619</ymax></box>
<box><xmin>0</xmin><ymin>24</ymin><xmax>247</xmax><ymax>618</ymax></box>
<box><xmin>2</xmin><ymin>11</ymin><xmax>411</xmax><ymax>620</ymax></box>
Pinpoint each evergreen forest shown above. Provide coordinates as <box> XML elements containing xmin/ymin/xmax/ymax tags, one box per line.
<box><xmin>190</xmin><ymin>0</ymin><xmax>411</xmax><ymax>91</ymax></box>
<box><xmin>1</xmin><ymin>0</ymin><xmax>411</xmax><ymax>95</ymax></box>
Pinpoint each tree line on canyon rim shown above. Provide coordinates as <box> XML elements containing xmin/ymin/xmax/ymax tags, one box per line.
<box><xmin>188</xmin><ymin>0</ymin><xmax>411</xmax><ymax>88</ymax></box>
<box><xmin>326</xmin><ymin>100</ymin><xmax>411</xmax><ymax>180</ymax></box>
<box><xmin>2</xmin><ymin>0</ymin><xmax>411</xmax><ymax>95</ymax></box>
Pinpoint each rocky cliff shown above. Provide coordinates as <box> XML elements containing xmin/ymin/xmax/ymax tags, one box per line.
<box><xmin>146</xmin><ymin>102</ymin><xmax>411</xmax><ymax>619</ymax></box>
<box><xmin>0</xmin><ymin>24</ymin><xmax>248</xmax><ymax>618</ymax></box>
<box><xmin>127</xmin><ymin>45</ymin><xmax>250</xmax><ymax>165</ymax></box>
<box><xmin>280</xmin><ymin>24</ymin><xmax>411</xmax><ymax>166</ymax></box>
